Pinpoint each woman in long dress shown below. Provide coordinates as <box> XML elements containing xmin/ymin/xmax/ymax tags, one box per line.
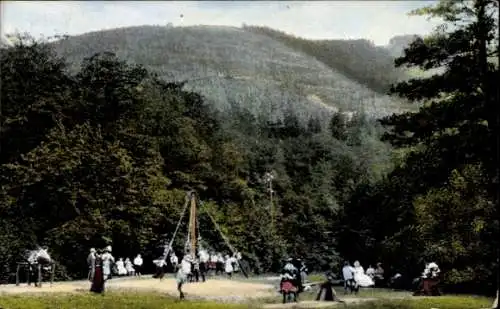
<box><xmin>353</xmin><ymin>261</ymin><xmax>374</xmax><ymax>287</ymax></box>
<box><xmin>90</xmin><ymin>252</ymin><xmax>105</xmax><ymax>293</ymax></box>
<box><xmin>101</xmin><ymin>246</ymin><xmax>115</xmax><ymax>281</ymax></box>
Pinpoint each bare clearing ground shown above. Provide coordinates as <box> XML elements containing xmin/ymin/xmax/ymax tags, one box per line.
<box><xmin>0</xmin><ymin>276</ymin><xmax>276</xmax><ymax>301</ymax></box>
<box><xmin>0</xmin><ymin>276</ymin><xmax>413</xmax><ymax>308</ymax></box>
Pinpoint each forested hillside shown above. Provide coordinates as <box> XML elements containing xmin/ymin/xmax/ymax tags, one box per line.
<box><xmin>0</xmin><ymin>34</ymin><xmax>393</xmax><ymax>282</ymax></box>
<box><xmin>242</xmin><ymin>25</ymin><xmax>408</xmax><ymax>93</ymax></box>
<box><xmin>51</xmin><ymin>25</ymin><xmax>412</xmax><ymax>122</ymax></box>
<box><xmin>0</xmin><ymin>0</ymin><xmax>498</xmax><ymax>302</ymax></box>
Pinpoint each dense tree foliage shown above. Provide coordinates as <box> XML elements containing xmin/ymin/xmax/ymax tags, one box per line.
<box><xmin>0</xmin><ymin>0</ymin><xmax>498</xmax><ymax>300</ymax></box>
<box><xmin>0</xmin><ymin>35</ymin><xmax>391</xmax><ymax>282</ymax></box>
<box><xmin>338</xmin><ymin>0</ymin><xmax>499</xmax><ymax>298</ymax></box>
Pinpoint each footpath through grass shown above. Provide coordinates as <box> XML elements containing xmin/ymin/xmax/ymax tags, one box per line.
<box><xmin>0</xmin><ymin>291</ymin><xmax>493</xmax><ymax>309</ymax></box>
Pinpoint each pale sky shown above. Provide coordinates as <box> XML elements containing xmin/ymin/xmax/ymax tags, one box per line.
<box><xmin>1</xmin><ymin>1</ymin><xmax>442</xmax><ymax>46</ymax></box>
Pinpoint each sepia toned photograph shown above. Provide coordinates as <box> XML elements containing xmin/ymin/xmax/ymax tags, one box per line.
<box><xmin>0</xmin><ymin>1</ymin><xmax>499</xmax><ymax>308</ymax></box>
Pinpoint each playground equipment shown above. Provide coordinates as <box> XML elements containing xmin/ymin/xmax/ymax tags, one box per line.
<box><xmin>158</xmin><ymin>190</ymin><xmax>248</xmax><ymax>278</ymax></box>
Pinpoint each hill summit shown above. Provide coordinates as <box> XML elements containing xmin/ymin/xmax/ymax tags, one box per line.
<box><xmin>52</xmin><ymin>25</ymin><xmax>413</xmax><ymax>121</ymax></box>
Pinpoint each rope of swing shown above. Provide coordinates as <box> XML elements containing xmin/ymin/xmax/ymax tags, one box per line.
<box><xmin>199</xmin><ymin>199</ymin><xmax>249</xmax><ymax>278</ymax></box>
<box><xmin>164</xmin><ymin>191</ymin><xmax>193</xmax><ymax>259</ymax></box>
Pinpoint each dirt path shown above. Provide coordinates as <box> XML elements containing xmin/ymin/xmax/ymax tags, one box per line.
<box><xmin>0</xmin><ymin>276</ymin><xmax>416</xmax><ymax>308</ymax></box>
<box><xmin>0</xmin><ymin>276</ymin><xmax>277</xmax><ymax>301</ymax></box>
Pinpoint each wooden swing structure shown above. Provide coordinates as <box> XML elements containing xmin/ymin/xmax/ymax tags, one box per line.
<box><xmin>163</xmin><ymin>190</ymin><xmax>248</xmax><ymax>277</ymax></box>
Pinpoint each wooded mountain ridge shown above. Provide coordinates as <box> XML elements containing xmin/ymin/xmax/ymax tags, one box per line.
<box><xmin>50</xmin><ymin>24</ymin><xmax>417</xmax><ymax>123</ymax></box>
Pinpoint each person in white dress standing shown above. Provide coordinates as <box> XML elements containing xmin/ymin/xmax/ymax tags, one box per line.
<box><xmin>133</xmin><ymin>254</ymin><xmax>143</xmax><ymax>277</ymax></box>
<box><xmin>101</xmin><ymin>246</ymin><xmax>115</xmax><ymax>281</ymax></box>
<box><xmin>224</xmin><ymin>254</ymin><xmax>235</xmax><ymax>279</ymax></box>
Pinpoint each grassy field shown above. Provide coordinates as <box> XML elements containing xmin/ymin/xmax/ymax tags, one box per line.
<box><xmin>348</xmin><ymin>296</ymin><xmax>493</xmax><ymax>309</ymax></box>
<box><xmin>0</xmin><ymin>292</ymin><xmax>247</xmax><ymax>309</ymax></box>
<box><xmin>0</xmin><ymin>291</ymin><xmax>493</xmax><ymax>309</ymax></box>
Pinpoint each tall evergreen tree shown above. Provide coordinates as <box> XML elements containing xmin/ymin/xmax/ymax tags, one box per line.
<box><xmin>380</xmin><ymin>0</ymin><xmax>499</xmax><ymax>305</ymax></box>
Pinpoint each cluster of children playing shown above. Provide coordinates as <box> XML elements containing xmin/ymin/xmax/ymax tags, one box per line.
<box><xmin>86</xmin><ymin>247</ymin><xmax>144</xmax><ymax>280</ymax></box>
<box><xmin>152</xmin><ymin>246</ymin><xmax>243</xmax><ymax>299</ymax></box>
<box><xmin>152</xmin><ymin>249</ymin><xmax>241</xmax><ymax>282</ymax></box>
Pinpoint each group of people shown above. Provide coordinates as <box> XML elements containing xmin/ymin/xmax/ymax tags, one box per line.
<box><xmin>86</xmin><ymin>246</ymin><xmax>144</xmax><ymax>293</ymax></box>
<box><xmin>150</xmin><ymin>245</ymin><xmax>243</xmax><ymax>299</ymax></box>
<box><xmin>365</xmin><ymin>263</ymin><xmax>385</xmax><ymax>283</ymax></box>
<box><xmin>154</xmin><ymin>248</ymin><xmax>242</xmax><ymax>281</ymax></box>
<box><xmin>113</xmin><ymin>256</ymin><xmax>143</xmax><ymax>277</ymax></box>
<box><xmin>278</xmin><ymin>257</ymin><xmax>309</xmax><ymax>303</ymax></box>
<box><xmin>340</xmin><ymin>259</ymin><xmax>441</xmax><ymax>296</ymax></box>
<box><xmin>279</xmin><ymin>258</ymin><xmax>308</xmax><ymax>286</ymax></box>
<box><xmin>342</xmin><ymin>261</ymin><xmax>384</xmax><ymax>294</ymax></box>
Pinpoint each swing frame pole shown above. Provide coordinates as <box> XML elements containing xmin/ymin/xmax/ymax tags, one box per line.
<box><xmin>165</xmin><ymin>190</ymin><xmax>249</xmax><ymax>278</ymax></box>
<box><xmin>188</xmin><ymin>192</ymin><xmax>198</xmax><ymax>259</ymax></box>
